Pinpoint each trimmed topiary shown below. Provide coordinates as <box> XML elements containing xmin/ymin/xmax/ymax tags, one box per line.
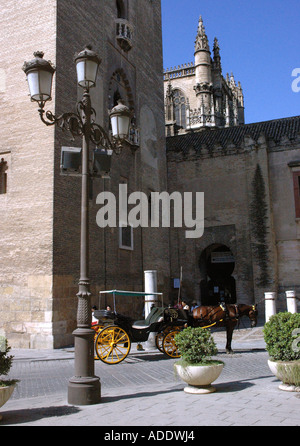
<box><xmin>174</xmin><ymin>326</ymin><xmax>218</xmax><ymax>365</ymax></box>
<box><xmin>263</xmin><ymin>312</ymin><xmax>300</xmax><ymax>362</ymax></box>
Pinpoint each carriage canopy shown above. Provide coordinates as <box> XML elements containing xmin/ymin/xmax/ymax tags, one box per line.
<box><xmin>98</xmin><ymin>289</ymin><xmax>164</xmax><ymax>315</ymax></box>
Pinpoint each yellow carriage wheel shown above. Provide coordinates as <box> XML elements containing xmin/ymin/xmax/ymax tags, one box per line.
<box><xmin>162</xmin><ymin>330</ymin><xmax>181</xmax><ymax>358</ymax></box>
<box><xmin>92</xmin><ymin>325</ymin><xmax>104</xmax><ymax>360</ymax></box>
<box><xmin>95</xmin><ymin>326</ymin><xmax>131</xmax><ymax>365</ymax></box>
<box><xmin>155</xmin><ymin>326</ymin><xmax>180</xmax><ymax>353</ymax></box>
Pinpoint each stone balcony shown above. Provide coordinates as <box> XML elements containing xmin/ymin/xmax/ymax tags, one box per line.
<box><xmin>115</xmin><ymin>19</ymin><xmax>133</xmax><ymax>52</ymax></box>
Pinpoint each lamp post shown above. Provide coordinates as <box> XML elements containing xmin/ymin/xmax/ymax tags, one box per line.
<box><xmin>23</xmin><ymin>46</ymin><xmax>131</xmax><ymax>405</ymax></box>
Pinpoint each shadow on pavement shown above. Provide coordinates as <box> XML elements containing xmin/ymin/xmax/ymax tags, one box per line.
<box><xmin>101</xmin><ymin>386</ymin><xmax>183</xmax><ymax>403</ymax></box>
<box><xmin>100</xmin><ymin>379</ymin><xmax>257</xmax><ymax>403</ymax></box>
<box><xmin>214</xmin><ymin>380</ymin><xmax>255</xmax><ymax>393</ymax></box>
<box><xmin>0</xmin><ymin>405</ymin><xmax>80</xmax><ymax>425</ymax></box>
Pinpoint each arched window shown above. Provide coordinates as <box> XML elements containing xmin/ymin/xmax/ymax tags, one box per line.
<box><xmin>108</xmin><ymin>69</ymin><xmax>138</xmax><ymax>146</ymax></box>
<box><xmin>108</xmin><ymin>69</ymin><xmax>133</xmax><ymax>110</ymax></box>
<box><xmin>173</xmin><ymin>90</ymin><xmax>186</xmax><ymax>129</ymax></box>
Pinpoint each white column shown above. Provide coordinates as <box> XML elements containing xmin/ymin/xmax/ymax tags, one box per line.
<box><xmin>144</xmin><ymin>270</ymin><xmax>157</xmax><ymax>318</ymax></box>
<box><xmin>144</xmin><ymin>270</ymin><xmax>158</xmax><ymax>350</ymax></box>
<box><xmin>286</xmin><ymin>290</ymin><xmax>298</xmax><ymax>314</ymax></box>
<box><xmin>265</xmin><ymin>292</ymin><xmax>277</xmax><ymax>322</ymax></box>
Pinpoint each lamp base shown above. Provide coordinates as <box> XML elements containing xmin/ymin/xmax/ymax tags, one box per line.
<box><xmin>68</xmin><ymin>376</ymin><xmax>101</xmax><ymax>406</ymax></box>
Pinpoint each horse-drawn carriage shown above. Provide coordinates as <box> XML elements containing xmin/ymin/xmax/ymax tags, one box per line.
<box><xmin>93</xmin><ymin>305</ymin><xmax>188</xmax><ymax>364</ymax></box>
<box><xmin>92</xmin><ymin>290</ymin><xmax>258</xmax><ymax>364</ymax></box>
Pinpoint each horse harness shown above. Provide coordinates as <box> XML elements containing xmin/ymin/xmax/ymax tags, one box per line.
<box><xmin>197</xmin><ymin>303</ymin><xmax>240</xmax><ymax>329</ymax></box>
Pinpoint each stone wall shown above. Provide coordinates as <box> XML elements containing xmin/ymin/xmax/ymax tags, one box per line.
<box><xmin>0</xmin><ymin>0</ymin><xmax>169</xmax><ymax>348</ymax></box>
<box><xmin>0</xmin><ymin>0</ymin><xmax>57</xmax><ymax>348</ymax></box>
<box><xmin>268</xmin><ymin>137</ymin><xmax>300</xmax><ymax>311</ymax></box>
<box><xmin>167</xmin><ymin>128</ymin><xmax>300</xmax><ymax>315</ymax></box>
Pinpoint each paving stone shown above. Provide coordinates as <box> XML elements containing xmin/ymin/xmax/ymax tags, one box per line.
<box><xmin>1</xmin><ymin>328</ymin><xmax>299</xmax><ymax>426</ymax></box>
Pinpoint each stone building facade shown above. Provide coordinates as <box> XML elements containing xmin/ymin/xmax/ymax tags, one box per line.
<box><xmin>165</xmin><ymin>17</ymin><xmax>300</xmax><ymax>315</ymax></box>
<box><xmin>1</xmin><ymin>4</ymin><xmax>299</xmax><ymax>350</ymax></box>
<box><xmin>0</xmin><ymin>0</ymin><xmax>169</xmax><ymax>348</ymax></box>
<box><xmin>167</xmin><ymin>117</ymin><xmax>300</xmax><ymax>314</ymax></box>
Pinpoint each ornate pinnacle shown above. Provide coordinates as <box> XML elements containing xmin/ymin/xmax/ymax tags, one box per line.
<box><xmin>195</xmin><ymin>15</ymin><xmax>210</xmax><ymax>52</ymax></box>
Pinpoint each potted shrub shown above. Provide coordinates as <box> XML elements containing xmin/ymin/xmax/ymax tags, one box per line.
<box><xmin>0</xmin><ymin>336</ymin><xmax>18</xmax><ymax>420</ymax></box>
<box><xmin>263</xmin><ymin>312</ymin><xmax>300</xmax><ymax>392</ymax></box>
<box><xmin>174</xmin><ymin>327</ymin><xmax>224</xmax><ymax>394</ymax></box>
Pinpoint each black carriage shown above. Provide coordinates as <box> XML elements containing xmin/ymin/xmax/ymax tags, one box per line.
<box><xmin>92</xmin><ymin>291</ymin><xmax>190</xmax><ymax>364</ymax></box>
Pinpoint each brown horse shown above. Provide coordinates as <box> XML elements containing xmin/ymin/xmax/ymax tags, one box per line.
<box><xmin>192</xmin><ymin>304</ymin><xmax>258</xmax><ymax>353</ymax></box>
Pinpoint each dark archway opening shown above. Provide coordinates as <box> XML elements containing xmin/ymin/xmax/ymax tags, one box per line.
<box><xmin>199</xmin><ymin>244</ymin><xmax>236</xmax><ymax>305</ymax></box>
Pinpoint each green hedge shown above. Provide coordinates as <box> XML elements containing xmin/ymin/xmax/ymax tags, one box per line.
<box><xmin>263</xmin><ymin>312</ymin><xmax>300</xmax><ymax>361</ymax></box>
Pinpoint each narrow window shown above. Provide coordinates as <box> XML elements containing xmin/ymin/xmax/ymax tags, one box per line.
<box><xmin>118</xmin><ymin>176</ymin><xmax>133</xmax><ymax>250</ymax></box>
<box><xmin>0</xmin><ymin>158</ymin><xmax>7</xmax><ymax>194</ymax></box>
<box><xmin>173</xmin><ymin>90</ymin><xmax>186</xmax><ymax>129</ymax></box>
<box><xmin>116</xmin><ymin>0</ymin><xmax>126</xmax><ymax>19</ymax></box>
<box><xmin>119</xmin><ymin>224</ymin><xmax>134</xmax><ymax>250</ymax></box>
<box><xmin>293</xmin><ymin>171</ymin><xmax>300</xmax><ymax>218</ymax></box>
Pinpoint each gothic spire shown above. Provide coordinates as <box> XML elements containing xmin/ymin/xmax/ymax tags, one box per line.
<box><xmin>195</xmin><ymin>15</ymin><xmax>210</xmax><ymax>52</ymax></box>
<box><xmin>213</xmin><ymin>37</ymin><xmax>221</xmax><ymax>69</ymax></box>
<box><xmin>198</xmin><ymin>16</ymin><xmax>205</xmax><ymax>34</ymax></box>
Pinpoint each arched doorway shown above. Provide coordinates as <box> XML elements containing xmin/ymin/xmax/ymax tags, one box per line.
<box><xmin>199</xmin><ymin>244</ymin><xmax>236</xmax><ymax>305</ymax></box>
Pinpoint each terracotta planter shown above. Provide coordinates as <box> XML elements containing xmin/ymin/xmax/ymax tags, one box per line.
<box><xmin>268</xmin><ymin>359</ymin><xmax>300</xmax><ymax>392</ymax></box>
<box><xmin>174</xmin><ymin>361</ymin><xmax>224</xmax><ymax>394</ymax></box>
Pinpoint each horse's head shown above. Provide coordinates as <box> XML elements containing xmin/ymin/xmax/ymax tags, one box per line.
<box><xmin>248</xmin><ymin>304</ymin><xmax>258</xmax><ymax>327</ymax></box>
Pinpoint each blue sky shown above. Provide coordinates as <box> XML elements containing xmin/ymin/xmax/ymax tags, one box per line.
<box><xmin>161</xmin><ymin>0</ymin><xmax>300</xmax><ymax>124</ymax></box>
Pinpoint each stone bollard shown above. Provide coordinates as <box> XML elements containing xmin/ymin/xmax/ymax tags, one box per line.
<box><xmin>265</xmin><ymin>292</ymin><xmax>277</xmax><ymax>322</ymax></box>
<box><xmin>144</xmin><ymin>270</ymin><xmax>158</xmax><ymax>318</ymax></box>
<box><xmin>285</xmin><ymin>290</ymin><xmax>298</xmax><ymax>314</ymax></box>
<box><xmin>144</xmin><ymin>270</ymin><xmax>158</xmax><ymax>349</ymax></box>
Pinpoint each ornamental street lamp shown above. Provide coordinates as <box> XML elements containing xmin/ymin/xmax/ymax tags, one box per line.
<box><xmin>23</xmin><ymin>46</ymin><xmax>131</xmax><ymax>405</ymax></box>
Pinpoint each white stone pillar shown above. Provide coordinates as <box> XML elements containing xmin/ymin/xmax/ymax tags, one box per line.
<box><xmin>265</xmin><ymin>292</ymin><xmax>277</xmax><ymax>322</ymax></box>
<box><xmin>286</xmin><ymin>290</ymin><xmax>298</xmax><ymax>314</ymax></box>
<box><xmin>144</xmin><ymin>270</ymin><xmax>158</xmax><ymax>350</ymax></box>
<box><xmin>144</xmin><ymin>270</ymin><xmax>157</xmax><ymax>318</ymax></box>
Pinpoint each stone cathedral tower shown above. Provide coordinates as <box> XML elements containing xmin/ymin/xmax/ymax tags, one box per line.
<box><xmin>164</xmin><ymin>16</ymin><xmax>245</xmax><ymax>136</ymax></box>
<box><xmin>0</xmin><ymin>0</ymin><xmax>169</xmax><ymax>349</ymax></box>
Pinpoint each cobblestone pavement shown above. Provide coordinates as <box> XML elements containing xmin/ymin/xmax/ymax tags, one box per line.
<box><xmin>1</xmin><ymin>327</ymin><xmax>299</xmax><ymax>427</ymax></box>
